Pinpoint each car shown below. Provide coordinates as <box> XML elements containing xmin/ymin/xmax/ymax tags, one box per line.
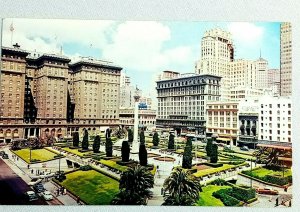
<box><xmin>240</xmin><ymin>146</ymin><xmax>249</xmax><ymax>151</ymax></box>
<box><xmin>0</xmin><ymin>150</ymin><xmax>5</xmax><ymax>156</ymax></box>
<box><xmin>33</xmin><ymin>183</ymin><xmax>45</xmax><ymax>193</ymax></box>
<box><xmin>28</xmin><ymin>178</ymin><xmax>42</xmax><ymax>186</ymax></box>
<box><xmin>2</xmin><ymin>154</ymin><xmax>9</xmax><ymax>159</ymax></box>
<box><xmin>25</xmin><ymin>191</ymin><xmax>39</xmax><ymax>201</ymax></box>
<box><xmin>256</xmin><ymin>188</ymin><xmax>279</xmax><ymax>195</ymax></box>
<box><xmin>42</xmin><ymin>190</ymin><xmax>53</xmax><ymax>201</ymax></box>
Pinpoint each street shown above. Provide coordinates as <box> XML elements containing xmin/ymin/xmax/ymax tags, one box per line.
<box><xmin>0</xmin><ymin>158</ymin><xmax>47</xmax><ymax>205</ymax></box>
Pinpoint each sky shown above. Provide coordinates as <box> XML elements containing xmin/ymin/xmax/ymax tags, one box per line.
<box><xmin>1</xmin><ymin>19</ymin><xmax>281</xmax><ymax>102</ymax></box>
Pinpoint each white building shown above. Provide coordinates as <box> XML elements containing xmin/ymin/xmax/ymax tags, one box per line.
<box><xmin>258</xmin><ymin>96</ymin><xmax>292</xmax><ymax>143</ymax></box>
<box><xmin>120</xmin><ymin>73</ymin><xmax>135</xmax><ymax>108</ymax></box>
<box><xmin>195</xmin><ymin>28</ymin><xmax>234</xmax><ymax>101</ymax></box>
<box><xmin>119</xmin><ymin>107</ymin><xmax>156</xmax><ymax>130</ymax></box>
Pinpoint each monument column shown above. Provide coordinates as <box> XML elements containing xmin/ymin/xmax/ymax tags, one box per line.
<box><xmin>133</xmin><ymin>87</ymin><xmax>141</xmax><ymax>149</ymax></box>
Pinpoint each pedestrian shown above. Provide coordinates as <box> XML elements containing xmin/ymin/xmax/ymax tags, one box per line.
<box><xmin>27</xmin><ymin>164</ymin><xmax>30</xmax><ymax>169</ymax></box>
<box><xmin>77</xmin><ymin>196</ymin><xmax>80</xmax><ymax>205</ymax></box>
<box><xmin>31</xmin><ymin>169</ymin><xmax>34</xmax><ymax>174</ymax></box>
<box><xmin>57</xmin><ymin>189</ymin><xmax>60</xmax><ymax>196</ymax></box>
<box><xmin>63</xmin><ymin>188</ymin><xmax>67</xmax><ymax>195</ymax></box>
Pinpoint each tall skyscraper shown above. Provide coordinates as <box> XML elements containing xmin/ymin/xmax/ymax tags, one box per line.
<box><xmin>280</xmin><ymin>22</ymin><xmax>292</xmax><ymax>96</ymax></box>
<box><xmin>195</xmin><ymin>28</ymin><xmax>234</xmax><ymax>101</ymax></box>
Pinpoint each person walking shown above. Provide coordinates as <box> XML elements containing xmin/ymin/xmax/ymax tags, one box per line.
<box><xmin>63</xmin><ymin>188</ymin><xmax>67</xmax><ymax>195</ymax></box>
<box><xmin>76</xmin><ymin>196</ymin><xmax>80</xmax><ymax>205</ymax></box>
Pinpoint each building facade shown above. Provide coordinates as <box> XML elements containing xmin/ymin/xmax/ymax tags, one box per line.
<box><xmin>258</xmin><ymin>96</ymin><xmax>292</xmax><ymax>143</ymax></box>
<box><xmin>0</xmin><ymin>45</ymin><xmax>122</xmax><ymax>143</ymax></box>
<box><xmin>267</xmin><ymin>69</ymin><xmax>280</xmax><ymax>96</ymax></box>
<box><xmin>119</xmin><ymin>73</ymin><xmax>135</xmax><ymax>108</ymax></box>
<box><xmin>119</xmin><ymin>107</ymin><xmax>156</xmax><ymax>130</ymax></box>
<box><xmin>280</xmin><ymin>22</ymin><xmax>292</xmax><ymax>96</ymax></box>
<box><xmin>206</xmin><ymin>102</ymin><xmax>239</xmax><ymax>145</ymax></box>
<box><xmin>195</xmin><ymin>28</ymin><xmax>234</xmax><ymax>101</ymax></box>
<box><xmin>156</xmin><ymin>73</ymin><xmax>221</xmax><ymax>135</ymax></box>
<box><xmin>237</xmin><ymin>99</ymin><xmax>260</xmax><ymax>148</ymax></box>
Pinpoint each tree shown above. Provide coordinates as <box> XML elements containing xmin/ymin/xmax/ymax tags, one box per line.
<box><xmin>121</xmin><ymin>140</ymin><xmax>130</xmax><ymax>162</ymax></box>
<box><xmin>210</xmin><ymin>143</ymin><xmax>218</xmax><ymax>163</ymax></box>
<box><xmin>73</xmin><ymin>132</ymin><xmax>79</xmax><ymax>147</ymax></box>
<box><xmin>206</xmin><ymin>138</ymin><xmax>213</xmax><ymax>157</ymax></box>
<box><xmin>152</xmin><ymin>132</ymin><xmax>159</xmax><ymax>147</ymax></box>
<box><xmin>93</xmin><ymin>135</ymin><xmax>101</xmax><ymax>153</ymax></box>
<box><xmin>168</xmin><ymin>133</ymin><xmax>175</xmax><ymax>150</ymax></box>
<box><xmin>82</xmin><ymin>129</ymin><xmax>89</xmax><ymax>150</ymax></box>
<box><xmin>105</xmin><ymin>128</ymin><xmax>113</xmax><ymax>157</ymax></box>
<box><xmin>128</xmin><ymin>128</ymin><xmax>133</xmax><ymax>143</ymax></box>
<box><xmin>182</xmin><ymin>137</ymin><xmax>193</xmax><ymax>169</ymax></box>
<box><xmin>112</xmin><ymin>165</ymin><xmax>154</xmax><ymax>205</ymax></box>
<box><xmin>163</xmin><ymin>168</ymin><xmax>201</xmax><ymax>206</ymax></box>
<box><xmin>139</xmin><ymin>130</ymin><xmax>145</xmax><ymax>145</ymax></box>
<box><xmin>139</xmin><ymin>143</ymin><xmax>148</xmax><ymax>166</ymax></box>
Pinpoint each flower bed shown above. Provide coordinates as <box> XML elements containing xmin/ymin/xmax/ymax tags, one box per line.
<box><xmin>153</xmin><ymin>156</ymin><xmax>175</xmax><ymax>162</ymax></box>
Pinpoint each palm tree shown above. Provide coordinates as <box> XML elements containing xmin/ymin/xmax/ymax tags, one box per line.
<box><xmin>163</xmin><ymin>168</ymin><xmax>201</xmax><ymax>205</ymax></box>
<box><xmin>112</xmin><ymin>165</ymin><xmax>154</xmax><ymax>205</ymax></box>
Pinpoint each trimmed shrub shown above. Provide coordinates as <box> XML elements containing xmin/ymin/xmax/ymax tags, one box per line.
<box><xmin>182</xmin><ymin>137</ymin><xmax>193</xmax><ymax>169</ymax></box>
<box><xmin>210</xmin><ymin>143</ymin><xmax>218</xmax><ymax>163</ymax></box>
<box><xmin>105</xmin><ymin>137</ymin><xmax>113</xmax><ymax>157</ymax></box>
<box><xmin>121</xmin><ymin>140</ymin><xmax>130</xmax><ymax>162</ymax></box>
<box><xmin>139</xmin><ymin>130</ymin><xmax>145</xmax><ymax>145</ymax></box>
<box><xmin>73</xmin><ymin>132</ymin><xmax>79</xmax><ymax>147</ymax></box>
<box><xmin>152</xmin><ymin>132</ymin><xmax>159</xmax><ymax>146</ymax></box>
<box><xmin>210</xmin><ymin>178</ymin><xmax>227</xmax><ymax>186</ymax></box>
<box><xmin>128</xmin><ymin>129</ymin><xmax>133</xmax><ymax>143</ymax></box>
<box><xmin>212</xmin><ymin>188</ymin><xmax>241</xmax><ymax>206</ymax></box>
<box><xmin>79</xmin><ymin>165</ymin><xmax>92</xmax><ymax>171</ymax></box>
<box><xmin>92</xmin><ymin>155</ymin><xmax>102</xmax><ymax>161</ymax></box>
<box><xmin>139</xmin><ymin>143</ymin><xmax>148</xmax><ymax>166</ymax></box>
<box><xmin>168</xmin><ymin>133</ymin><xmax>175</xmax><ymax>150</ymax></box>
<box><xmin>206</xmin><ymin>138</ymin><xmax>213</xmax><ymax>157</ymax></box>
<box><xmin>231</xmin><ymin>184</ymin><xmax>256</xmax><ymax>202</ymax></box>
<box><xmin>247</xmin><ymin>197</ymin><xmax>258</xmax><ymax>204</ymax></box>
<box><xmin>93</xmin><ymin>135</ymin><xmax>101</xmax><ymax>153</ymax></box>
<box><xmin>82</xmin><ymin>130</ymin><xmax>89</xmax><ymax>150</ymax></box>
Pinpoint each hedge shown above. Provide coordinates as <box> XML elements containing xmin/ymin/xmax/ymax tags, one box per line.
<box><xmin>242</xmin><ymin>170</ymin><xmax>292</xmax><ymax>186</ymax></box>
<box><xmin>203</xmin><ymin>162</ymin><xmax>223</xmax><ymax>168</ymax></box>
<box><xmin>212</xmin><ymin>188</ymin><xmax>241</xmax><ymax>206</ymax></box>
<box><xmin>230</xmin><ymin>183</ymin><xmax>256</xmax><ymax>202</ymax></box>
<box><xmin>247</xmin><ymin>197</ymin><xmax>258</xmax><ymax>204</ymax></box>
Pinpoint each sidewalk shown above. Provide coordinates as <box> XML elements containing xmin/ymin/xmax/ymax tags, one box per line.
<box><xmin>0</xmin><ymin>146</ymin><xmax>78</xmax><ymax>205</ymax></box>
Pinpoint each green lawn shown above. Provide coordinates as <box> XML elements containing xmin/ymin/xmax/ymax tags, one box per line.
<box><xmin>251</xmin><ymin>167</ymin><xmax>292</xmax><ymax>178</ymax></box>
<box><xmin>221</xmin><ymin>152</ymin><xmax>255</xmax><ymax>160</ymax></box>
<box><xmin>197</xmin><ymin>185</ymin><xmax>230</xmax><ymax>206</ymax></box>
<box><xmin>100</xmin><ymin>159</ymin><xmax>128</xmax><ymax>172</ymax></box>
<box><xmin>62</xmin><ymin>147</ymin><xmax>93</xmax><ymax>157</ymax></box>
<box><xmin>12</xmin><ymin>148</ymin><xmax>60</xmax><ymax>163</ymax></box>
<box><xmin>60</xmin><ymin>170</ymin><xmax>119</xmax><ymax>205</ymax></box>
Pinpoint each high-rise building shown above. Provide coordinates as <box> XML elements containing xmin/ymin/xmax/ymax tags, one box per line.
<box><xmin>195</xmin><ymin>28</ymin><xmax>234</xmax><ymax>101</ymax></box>
<box><xmin>280</xmin><ymin>23</ymin><xmax>292</xmax><ymax>96</ymax></box>
<box><xmin>258</xmin><ymin>96</ymin><xmax>291</xmax><ymax>143</ymax></box>
<box><xmin>156</xmin><ymin>73</ymin><xmax>221</xmax><ymax>135</ymax></box>
<box><xmin>0</xmin><ymin>45</ymin><xmax>122</xmax><ymax>143</ymax></box>
<box><xmin>255</xmin><ymin>57</ymin><xmax>269</xmax><ymax>90</ymax></box>
<box><xmin>119</xmin><ymin>73</ymin><xmax>136</xmax><ymax>108</ymax></box>
<box><xmin>267</xmin><ymin>69</ymin><xmax>280</xmax><ymax>96</ymax></box>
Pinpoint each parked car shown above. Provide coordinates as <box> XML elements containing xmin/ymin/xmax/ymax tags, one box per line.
<box><xmin>240</xmin><ymin>146</ymin><xmax>249</xmax><ymax>151</ymax></box>
<box><xmin>42</xmin><ymin>190</ymin><xmax>53</xmax><ymax>201</ymax></box>
<box><xmin>28</xmin><ymin>178</ymin><xmax>42</xmax><ymax>186</ymax></box>
<box><xmin>0</xmin><ymin>150</ymin><xmax>5</xmax><ymax>156</ymax></box>
<box><xmin>256</xmin><ymin>188</ymin><xmax>279</xmax><ymax>195</ymax></box>
<box><xmin>2</xmin><ymin>154</ymin><xmax>9</xmax><ymax>159</ymax></box>
<box><xmin>33</xmin><ymin>183</ymin><xmax>45</xmax><ymax>193</ymax></box>
<box><xmin>25</xmin><ymin>191</ymin><xmax>39</xmax><ymax>201</ymax></box>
